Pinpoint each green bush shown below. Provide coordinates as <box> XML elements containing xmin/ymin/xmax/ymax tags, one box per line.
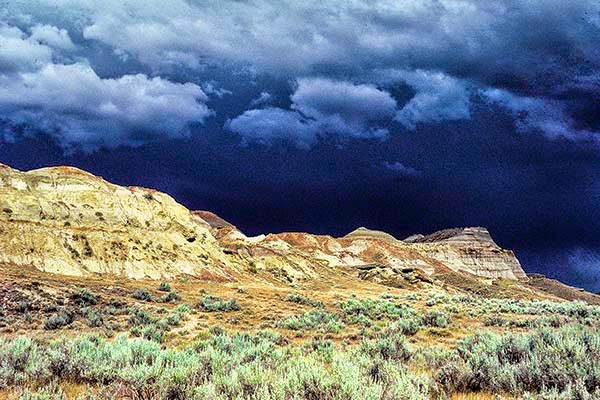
<box><xmin>127</xmin><ymin>307</ymin><xmax>156</xmax><ymax>327</ymax></box>
<box><xmin>455</xmin><ymin>326</ymin><xmax>600</xmax><ymax>395</ymax></box>
<box><xmin>163</xmin><ymin>313</ymin><xmax>184</xmax><ymax>327</ymax></box>
<box><xmin>248</xmin><ymin>261</ymin><xmax>258</xmax><ymax>274</ymax></box>
<box><xmin>423</xmin><ymin>310</ymin><xmax>450</xmax><ymax>328</ymax></box>
<box><xmin>338</xmin><ymin>298</ymin><xmax>421</xmax><ymax>322</ymax></box>
<box><xmin>19</xmin><ymin>383</ymin><xmax>65</xmax><ymax>400</ymax></box>
<box><xmin>4</xmin><ymin>306</ymin><xmax>600</xmax><ymax>400</ymax></box>
<box><xmin>425</xmin><ymin>292</ymin><xmax>449</xmax><ymax>307</ymax></box>
<box><xmin>0</xmin><ymin>336</ymin><xmax>50</xmax><ymax>386</ymax></box>
<box><xmin>175</xmin><ymin>304</ymin><xmax>192</xmax><ymax>314</ymax></box>
<box><xmin>360</xmin><ymin>334</ymin><xmax>412</xmax><ymax>361</ymax></box>
<box><xmin>83</xmin><ymin>308</ymin><xmax>104</xmax><ymax>328</ymax></box>
<box><xmin>141</xmin><ymin>325</ymin><xmax>164</xmax><ymax>343</ymax></box>
<box><xmin>198</xmin><ymin>295</ymin><xmax>241</xmax><ymax>312</ymax></box>
<box><xmin>386</xmin><ymin>316</ymin><xmax>423</xmax><ymax>336</ymax></box>
<box><xmin>483</xmin><ymin>314</ymin><xmax>507</xmax><ymax>327</ymax></box>
<box><xmin>280</xmin><ymin>309</ymin><xmax>345</xmax><ymax>334</ymax></box>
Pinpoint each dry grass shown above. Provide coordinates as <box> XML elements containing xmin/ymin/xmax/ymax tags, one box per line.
<box><xmin>451</xmin><ymin>394</ymin><xmax>506</xmax><ymax>400</ymax></box>
<box><xmin>0</xmin><ymin>260</ymin><xmax>590</xmax><ymax>347</ymax></box>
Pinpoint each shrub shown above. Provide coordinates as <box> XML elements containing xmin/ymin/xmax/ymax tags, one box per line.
<box><xmin>360</xmin><ymin>334</ymin><xmax>412</xmax><ymax>361</ymax></box>
<box><xmin>405</xmin><ymin>293</ymin><xmax>422</xmax><ymax>301</ymax></box>
<box><xmin>131</xmin><ymin>289</ymin><xmax>154</xmax><ymax>302</ymax></box>
<box><xmin>386</xmin><ymin>316</ymin><xmax>423</xmax><ymax>336</ymax></box>
<box><xmin>17</xmin><ymin>301</ymin><xmax>31</xmax><ymax>313</ymax></box>
<box><xmin>70</xmin><ymin>288</ymin><xmax>98</xmax><ymax>306</ymax></box>
<box><xmin>175</xmin><ymin>304</ymin><xmax>192</xmax><ymax>314</ymax></box>
<box><xmin>280</xmin><ymin>309</ymin><xmax>345</xmax><ymax>334</ymax></box>
<box><xmin>198</xmin><ymin>296</ymin><xmax>241</xmax><ymax>312</ymax></box>
<box><xmin>0</xmin><ymin>336</ymin><xmax>49</xmax><ymax>386</ymax></box>
<box><xmin>163</xmin><ymin>313</ymin><xmax>183</xmax><ymax>327</ymax></box>
<box><xmin>425</xmin><ymin>292</ymin><xmax>448</xmax><ymax>307</ymax></box>
<box><xmin>84</xmin><ymin>309</ymin><xmax>104</xmax><ymax>328</ymax></box>
<box><xmin>285</xmin><ymin>293</ymin><xmax>325</xmax><ymax>308</ymax></box>
<box><xmin>127</xmin><ymin>308</ymin><xmax>156</xmax><ymax>327</ymax></box>
<box><xmin>157</xmin><ymin>282</ymin><xmax>171</xmax><ymax>292</ymax></box>
<box><xmin>142</xmin><ymin>325</ymin><xmax>164</xmax><ymax>343</ymax></box>
<box><xmin>456</xmin><ymin>326</ymin><xmax>600</xmax><ymax>395</ymax></box>
<box><xmin>19</xmin><ymin>383</ymin><xmax>65</xmax><ymax>400</ymax></box>
<box><xmin>160</xmin><ymin>290</ymin><xmax>181</xmax><ymax>303</ymax></box>
<box><xmin>0</xmin><ymin>332</ymin><xmax>431</xmax><ymax>399</ymax></box>
<box><xmin>483</xmin><ymin>315</ymin><xmax>507</xmax><ymax>327</ymax></box>
<box><xmin>209</xmin><ymin>324</ymin><xmax>225</xmax><ymax>336</ymax></box>
<box><xmin>338</xmin><ymin>298</ymin><xmax>420</xmax><ymax>323</ymax></box>
<box><xmin>248</xmin><ymin>261</ymin><xmax>258</xmax><ymax>274</ymax></box>
<box><xmin>44</xmin><ymin>310</ymin><xmax>74</xmax><ymax>330</ymax></box>
<box><xmin>423</xmin><ymin>310</ymin><xmax>450</xmax><ymax>328</ymax></box>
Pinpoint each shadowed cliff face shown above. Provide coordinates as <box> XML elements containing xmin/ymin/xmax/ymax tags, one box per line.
<box><xmin>0</xmin><ymin>163</ymin><xmax>525</xmax><ymax>282</ymax></box>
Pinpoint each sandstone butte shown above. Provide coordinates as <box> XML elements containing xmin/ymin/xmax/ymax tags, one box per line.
<box><xmin>0</xmin><ymin>163</ymin><xmax>528</xmax><ymax>288</ymax></box>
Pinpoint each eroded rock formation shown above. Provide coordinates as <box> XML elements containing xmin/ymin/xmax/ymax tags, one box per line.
<box><xmin>0</xmin><ymin>163</ymin><xmax>527</xmax><ymax>282</ymax></box>
<box><xmin>0</xmin><ymin>164</ymin><xmax>235</xmax><ymax>279</ymax></box>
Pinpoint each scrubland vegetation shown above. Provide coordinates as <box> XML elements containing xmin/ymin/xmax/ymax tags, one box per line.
<box><xmin>2</xmin><ymin>325</ymin><xmax>599</xmax><ymax>399</ymax></box>
<box><xmin>3</xmin><ymin>285</ymin><xmax>600</xmax><ymax>399</ymax></box>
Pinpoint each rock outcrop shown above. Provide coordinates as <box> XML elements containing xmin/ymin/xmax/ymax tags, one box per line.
<box><xmin>344</xmin><ymin>227</ymin><xmax>399</xmax><ymax>242</ymax></box>
<box><xmin>409</xmin><ymin>227</ymin><xmax>528</xmax><ymax>280</ymax></box>
<box><xmin>0</xmin><ymin>164</ymin><xmax>235</xmax><ymax>279</ymax></box>
<box><xmin>0</xmin><ymin>163</ymin><xmax>527</xmax><ymax>282</ymax></box>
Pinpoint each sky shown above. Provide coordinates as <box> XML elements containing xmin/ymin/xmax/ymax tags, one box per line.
<box><xmin>1</xmin><ymin>0</ymin><xmax>600</xmax><ymax>291</ymax></box>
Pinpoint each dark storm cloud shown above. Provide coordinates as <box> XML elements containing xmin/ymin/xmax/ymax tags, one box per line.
<box><xmin>2</xmin><ymin>0</ymin><xmax>600</xmax><ymax>145</ymax></box>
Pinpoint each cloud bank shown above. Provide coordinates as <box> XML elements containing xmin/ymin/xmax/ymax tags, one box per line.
<box><xmin>2</xmin><ymin>0</ymin><xmax>600</xmax><ymax>146</ymax></box>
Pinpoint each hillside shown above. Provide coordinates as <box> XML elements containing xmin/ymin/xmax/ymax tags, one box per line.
<box><xmin>0</xmin><ymin>163</ymin><xmax>527</xmax><ymax>284</ymax></box>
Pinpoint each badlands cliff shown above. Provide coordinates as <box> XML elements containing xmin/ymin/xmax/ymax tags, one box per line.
<box><xmin>0</xmin><ymin>164</ymin><xmax>234</xmax><ymax>279</ymax></box>
<box><xmin>0</xmin><ymin>163</ymin><xmax>527</xmax><ymax>283</ymax></box>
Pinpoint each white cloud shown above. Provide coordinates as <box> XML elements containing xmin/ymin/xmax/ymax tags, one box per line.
<box><xmin>376</xmin><ymin>69</ymin><xmax>471</xmax><ymax>129</ymax></box>
<box><xmin>292</xmin><ymin>78</ymin><xmax>397</xmax><ymax>128</ymax></box>
<box><xmin>0</xmin><ymin>63</ymin><xmax>212</xmax><ymax>150</ymax></box>
<box><xmin>30</xmin><ymin>24</ymin><xmax>75</xmax><ymax>50</ymax></box>
<box><xmin>202</xmin><ymin>82</ymin><xmax>232</xmax><ymax>98</ymax></box>
<box><xmin>0</xmin><ymin>24</ymin><xmax>53</xmax><ymax>73</ymax></box>
<box><xmin>226</xmin><ymin>108</ymin><xmax>319</xmax><ymax>149</ymax></box>
<box><xmin>228</xmin><ymin>78</ymin><xmax>397</xmax><ymax>147</ymax></box>
<box><xmin>10</xmin><ymin>0</ymin><xmax>598</xmax><ymax>83</ymax></box>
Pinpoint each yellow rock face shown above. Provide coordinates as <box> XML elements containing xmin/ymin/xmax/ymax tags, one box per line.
<box><xmin>0</xmin><ymin>164</ymin><xmax>235</xmax><ymax>279</ymax></box>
